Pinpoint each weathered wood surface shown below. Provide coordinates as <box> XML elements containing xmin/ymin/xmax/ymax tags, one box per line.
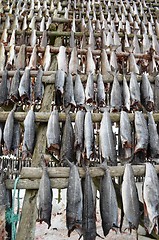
<box><xmin>16</xmin><ymin>21</ymin><xmax>64</xmax><ymax>240</ymax></box>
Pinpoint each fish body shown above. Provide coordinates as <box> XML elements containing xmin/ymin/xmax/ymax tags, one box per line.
<box><xmin>122</xmin><ymin>164</ymin><xmax>140</xmax><ymax>231</ymax></box>
<box><xmin>122</xmin><ymin>75</ymin><xmax>130</xmax><ymax>111</ymax></box>
<box><xmin>0</xmin><ymin>70</ymin><xmax>8</xmax><ymax>105</ymax></box>
<box><xmin>3</xmin><ymin>109</ymin><xmax>14</xmax><ymax>154</ymax></box>
<box><xmin>34</xmin><ymin>68</ymin><xmax>44</xmax><ymax>101</ymax></box>
<box><xmin>64</xmin><ymin>73</ymin><xmax>76</xmax><ymax>108</ymax></box>
<box><xmin>74</xmin><ymin>74</ymin><xmax>85</xmax><ymax>107</ymax></box>
<box><xmin>110</xmin><ymin>75</ymin><xmax>122</xmax><ymax>112</ymax></box>
<box><xmin>6</xmin><ymin>45</ymin><xmax>15</xmax><ymax>70</ymax></box>
<box><xmin>15</xmin><ymin>44</ymin><xmax>26</xmax><ymax>70</ymax></box>
<box><xmin>129</xmin><ymin>72</ymin><xmax>141</xmax><ymax>108</ymax></box>
<box><xmin>42</xmin><ymin>45</ymin><xmax>51</xmax><ymax>71</ymax></box>
<box><xmin>100</xmin><ymin>162</ymin><xmax>118</xmax><ymax>236</ymax></box>
<box><xmin>97</xmin><ymin>73</ymin><xmax>105</xmax><ymax>107</ymax></box>
<box><xmin>9</xmin><ymin>69</ymin><xmax>20</xmax><ymax>102</ymax></box>
<box><xmin>154</xmin><ymin>75</ymin><xmax>159</xmax><ymax>111</ymax></box>
<box><xmin>29</xmin><ymin>45</ymin><xmax>37</xmax><ymax>69</ymax></box>
<box><xmin>69</xmin><ymin>47</ymin><xmax>79</xmax><ymax>75</ymax></box>
<box><xmin>85</xmin><ymin>73</ymin><xmax>94</xmax><ymax>104</ymax></box>
<box><xmin>12</xmin><ymin>121</ymin><xmax>21</xmax><ymax>157</ymax></box>
<box><xmin>29</xmin><ymin>29</ymin><xmax>36</xmax><ymax>47</ymax></box>
<box><xmin>18</xmin><ymin>67</ymin><xmax>30</xmax><ymax>102</ymax></box>
<box><xmin>57</xmin><ymin>46</ymin><xmax>67</xmax><ymax>73</ymax></box>
<box><xmin>84</xmin><ymin>111</ymin><xmax>94</xmax><ymax>160</ymax></box>
<box><xmin>46</xmin><ymin>109</ymin><xmax>60</xmax><ymax>155</ymax></box>
<box><xmin>55</xmin><ymin>70</ymin><xmax>65</xmax><ymax>106</ymax></box>
<box><xmin>37</xmin><ymin>164</ymin><xmax>52</xmax><ymax>228</ymax></box>
<box><xmin>0</xmin><ymin>43</ymin><xmax>5</xmax><ymax>71</ymax></box>
<box><xmin>143</xmin><ymin>163</ymin><xmax>159</xmax><ymax>234</ymax></box>
<box><xmin>66</xmin><ymin>161</ymin><xmax>83</xmax><ymax>236</ymax></box>
<box><xmin>101</xmin><ymin>50</ymin><xmax>111</xmax><ymax>75</ymax></box>
<box><xmin>86</xmin><ymin>47</ymin><xmax>95</xmax><ymax>74</ymax></box>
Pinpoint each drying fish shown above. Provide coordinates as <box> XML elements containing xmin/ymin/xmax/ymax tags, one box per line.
<box><xmin>0</xmin><ymin>70</ymin><xmax>8</xmax><ymax>105</ymax></box>
<box><xmin>110</xmin><ymin>74</ymin><xmax>122</xmax><ymax>112</ymax></box>
<box><xmin>40</xmin><ymin>30</ymin><xmax>48</xmax><ymax>48</ymax></box>
<box><xmin>122</xmin><ymin>75</ymin><xmax>130</xmax><ymax>111</ymax></box>
<box><xmin>37</xmin><ymin>158</ymin><xmax>52</xmax><ymax>229</ymax></box>
<box><xmin>64</xmin><ymin>73</ymin><xmax>76</xmax><ymax>108</ymax></box>
<box><xmin>99</xmin><ymin>110</ymin><xmax>117</xmax><ymax>166</ymax></box>
<box><xmin>3</xmin><ymin>109</ymin><xmax>14</xmax><ymax>155</ymax></box>
<box><xmin>29</xmin><ymin>16</ymin><xmax>36</xmax><ymax>30</ymax></box>
<box><xmin>113</xmin><ymin>31</ymin><xmax>122</xmax><ymax>52</ymax></box>
<box><xmin>22</xmin><ymin>16</ymin><xmax>27</xmax><ymax>31</ymax></box>
<box><xmin>66</xmin><ymin>159</ymin><xmax>83</xmax><ymax>236</ymax></box>
<box><xmin>82</xmin><ymin>166</ymin><xmax>96</xmax><ymax>240</ymax></box>
<box><xmin>15</xmin><ymin>44</ymin><xmax>26</xmax><ymax>70</ymax></box>
<box><xmin>74</xmin><ymin>110</ymin><xmax>85</xmax><ymax>163</ymax></box>
<box><xmin>29</xmin><ymin>45</ymin><xmax>37</xmax><ymax>69</ymax></box>
<box><xmin>40</xmin><ymin>16</ymin><xmax>45</xmax><ymax>32</ymax></box>
<box><xmin>55</xmin><ymin>70</ymin><xmax>65</xmax><ymax>106</ymax></box>
<box><xmin>88</xmin><ymin>30</ymin><xmax>95</xmax><ymax>50</ymax></box>
<box><xmin>132</xmin><ymin>34</ymin><xmax>140</xmax><ymax>54</ymax></box>
<box><xmin>147</xmin><ymin>112</ymin><xmax>159</xmax><ymax>158</ymax></box>
<box><xmin>22</xmin><ymin>109</ymin><xmax>35</xmax><ymax>159</ymax></box>
<box><xmin>127</xmin><ymin>53</ymin><xmax>139</xmax><ymax>74</ymax></box>
<box><xmin>1</xmin><ymin>29</ymin><xmax>8</xmax><ymax>44</ymax></box>
<box><xmin>97</xmin><ymin>73</ymin><xmax>105</xmax><ymax>107</ymax></box>
<box><xmin>129</xmin><ymin>72</ymin><xmax>141</xmax><ymax>108</ymax></box>
<box><xmin>120</xmin><ymin>111</ymin><xmax>132</xmax><ymax>160</ymax></box>
<box><xmin>57</xmin><ymin>46</ymin><xmax>67</xmax><ymax>73</ymax></box>
<box><xmin>70</xmin><ymin>31</ymin><xmax>75</xmax><ymax>49</ymax></box>
<box><xmin>0</xmin><ymin>124</ymin><xmax>3</xmax><ymax>156</ymax></box>
<box><xmin>134</xmin><ymin>111</ymin><xmax>148</xmax><ymax>154</ymax></box>
<box><xmin>9</xmin><ymin>69</ymin><xmax>20</xmax><ymax>102</ymax></box>
<box><xmin>122</xmin><ymin>164</ymin><xmax>140</xmax><ymax>232</ymax></box>
<box><xmin>84</xmin><ymin>108</ymin><xmax>94</xmax><ymax>160</ymax></box>
<box><xmin>12</xmin><ymin>121</ymin><xmax>21</xmax><ymax>157</ymax></box>
<box><xmin>29</xmin><ymin>29</ymin><xmax>36</xmax><ymax>47</ymax></box>
<box><xmin>69</xmin><ymin>47</ymin><xmax>79</xmax><ymax>75</ymax></box>
<box><xmin>154</xmin><ymin>75</ymin><xmax>159</xmax><ymax>111</ymax></box>
<box><xmin>142</xmin><ymin>33</ymin><xmax>150</xmax><ymax>53</ymax></box>
<box><xmin>152</xmin><ymin>34</ymin><xmax>159</xmax><ymax>55</ymax></box>
<box><xmin>140</xmin><ymin>73</ymin><xmax>154</xmax><ymax>111</ymax></box>
<box><xmin>12</xmin><ymin>16</ymin><xmax>20</xmax><ymax>31</ymax></box>
<box><xmin>85</xmin><ymin>73</ymin><xmax>94</xmax><ymax>104</ymax></box>
<box><xmin>74</xmin><ymin>74</ymin><xmax>85</xmax><ymax>107</ymax></box>
<box><xmin>18</xmin><ymin>67</ymin><xmax>31</xmax><ymax>102</ymax></box>
<box><xmin>46</xmin><ymin>109</ymin><xmax>60</xmax><ymax>155</ymax></box>
<box><xmin>60</xmin><ymin>111</ymin><xmax>75</xmax><ymax>164</ymax></box>
<box><xmin>0</xmin><ymin>43</ymin><xmax>5</xmax><ymax>71</ymax></box>
<box><xmin>34</xmin><ymin>68</ymin><xmax>44</xmax><ymax>101</ymax></box>
<box><xmin>42</xmin><ymin>45</ymin><xmax>51</xmax><ymax>71</ymax></box>
<box><xmin>86</xmin><ymin>47</ymin><xmax>95</xmax><ymax>74</ymax></box>
<box><xmin>6</xmin><ymin>45</ymin><xmax>15</xmax><ymax>70</ymax></box>
<box><xmin>4</xmin><ymin>15</ymin><xmax>10</xmax><ymax>29</ymax></box>
<box><xmin>100</xmin><ymin>161</ymin><xmax>118</xmax><ymax>236</ymax></box>
<box><xmin>9</xmin><ymin>29</ymin><xmax>15</xmax><ymax>46</ymax></box>
<box><xmin>143</xmin><ymin>163</ymin><xmax>159</xmax><ymax>234</ymax></box>
<box><xmin>106</xmin><ymin>31</ymin><xmax>114</xmax><ymax>48</ymax></box>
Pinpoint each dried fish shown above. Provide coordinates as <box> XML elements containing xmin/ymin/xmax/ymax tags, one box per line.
<box><xmin>15</xmin><ymin>44</ymin><xmax>26</xmax><ymax>70</ymax></box>
<box><xmin>9</xmin><ymin>69</ymin><xmax>20</xmax><ymax>102</ymax></box>
<box><xmin>101</xmin><ymin>49</ymin><xmax>111</xmax><ymax>75</ymax></box>
<box><xmin>69</xmin><ymin>47</ymin><xmax>79</xmax><ymax>75</ymax></box>
<box><xmin>12</xmin><ymin>121</ymin><xmax>21</xmax><ymax>157</ymax></box>
<box><xmin>6</xmin><ymin>45</ymin><xmax>15</xmax><ymax>70</ymax></box>
<box><xmin>0</xmin><ymin>70</ymin><xmax>8</xmax><ymax>105</ymax></box>
<box><xmin>57</xmin><ymin>46</ymin><xmax>67</xmax><ymax>73</ymax></box>
<box><xmin>129</xmin><ymin>72</ymin><xmax>141</xmax><ymax>108</ymax></box>
<box><xmin>29</xmin><ymin>29</ymin><xmax>36</xmax><ymax>47</ymax></box>
<box><xmin>122</xmin><ymin>75</ymin><xmax>130</xmax><ymax>111</ymax></box>
<box><xmin>29</xmin><ymin>45</ymin><xmax>37</xmax><ymax>69</ymax></box>
<box><xmin>18</xmin><ymin>67</ymin><xmax>31</xmax><ymax>102</ymax></box>
<box><xmin>110</xmin><ymin>74</ymin><xmax>122</xmax><ymax>112</ymax></box>
<box><xmin>64</xmin><ymin>73</ymin><xmax>76</xmax><ymax>108</ymax></box>
<box><xmin>86</xmin><ymin>47</ymin><xmax>95</xmax><ymax>74</ymax></box>
<box><xmin>97</xmin><ymin>73</ymin><xmax>105</xmax><ymax>107</ymax></box>
<box><xmin>3</xmin><ymin>109</ymin><xmax>14</xmax><ymax>155</ymax></box>
<box><xmin>74</xmin><ymin>74</ymin><xmax>85</xmax><ymax>107</ymax></box>
<box><xmin>42</xmin><ymin>45</ymin><xmax>51</xmax><ymax>71</ymax></box>
<box><xmin>84</xmin><ymin>108</ymin><xmax>94</xmax><ymax>160</ymax></box>
<box><xmin>34</xmin><ymin>68</ymin><xmax>44</xmax><ymax>102</ymax></box>
<box><xmin>0</xmin><ymin>43</ymin><xmax>5</xmax><ymax>71</ymax></box>
<box><xmin>85</xmin><ymin>73</ymin><xmax>94</xmax><ymax>104</ymax></box>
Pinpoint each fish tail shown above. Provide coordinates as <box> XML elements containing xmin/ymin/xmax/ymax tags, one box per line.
<box><xmin>99</xmin><ymin>158</ymin><xmax>108</xmax><ymax>171</ymax></box>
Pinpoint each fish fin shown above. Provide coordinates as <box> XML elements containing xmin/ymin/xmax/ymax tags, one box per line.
<box><xmin>96</xmin><ymin>232</ymin><xmax>104</xmax><ymax>239</ymax></box>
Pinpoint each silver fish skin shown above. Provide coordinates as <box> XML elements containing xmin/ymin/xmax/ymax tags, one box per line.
<box><xmin>120</xmin><ymin>111</ymin><xmax>132</xmax><ymax>159</ymax></box>
<box><xmin>97</xmin><ymin>73</ymin><xmax>105</xmax><ymax>107</ymax></box>
<box><xmin>129</xmin><ymin>72</ymin><xmax>141</xmax><ymax>107</ymax></box>
<box><xmin>122</xmin><ymin>164</ymin><xmax>140</xmax><ymax>230</ymax></box>
<box><xmin>57</xmin><ymin>46</ymin><xmax>67</xmax><ymax>73</ymax></box>
<box><xmin>29</xmin><ymin>45</ymin><xmax>37</xmax><ymax>69</ymax></box>
<box><xmin>86</xmin><ymin>47</ymin><xmax>95</xmax><ymax>74</ymax></box>
<box><xmin>110</xmin><ymin>75</ymin><xmax>122</xmax><ymax>112</ymax></box>
<box><xmin>0</xmin><ymin>123</ymin><xmax>3</xmax><ymax>155</ymax></box>
<box><xmin>9</xmin><ymin>69</ymin><xmax>20</xmax><ymax>102</ymax></box>
<box><xmin>122</xmin><ymin>75</ymin><xmax>130</xmax><ymax>111</ymax></box>
<box><xmin>22</xmin><ymin>109</ymin><xmax>35</xmax><ymax>156</ymax></box>
<box><xmin>69</xmin><ymin>47</ymin><xmax>79</xmax><ymax>75</ymax></box>
<box><xmin>42</xmin><ymin>45</ymin><xmax>51</xmax><ymax>71</ymax></box>
<box><xmin>0</xmin><ymin>70</ymin><xmax>8</xmax><ymax>105</ymax></box>
<box><xmin>147</xmin><ymin>112</ymin><xmax>159</xmax><ymax>157</ymax></box>
<box><xmin>74</xmin><ymin>110</ymin><xmax>85</xmax><ymax>163</ymax></box>
<box><xmin>29</xmin><ymin>29</ymin><xmax>36</xmax><ymax>47</ymax></box>
<box><xmin>55</xmin><ymin>70</ymin><xmax>65</xmax><ymax>106</ymax></box>
<box><xmin>3</xmin><ymin>109</ymin><xmax>14</xmax><ymax>154</ymax></box>
<box><xmin>1</xmin><ymin>29</ymin><xmax>8</xmax><ymax>44</ymax></box>
<box><xmin>134</xmin><ymin>111</ymin><xmax>148</xmax><ymax>153</ymax></box>
<box><xmin>34</xmin><ymin>68</ymin><xmax>44</xmax><ymax>101</ymax></box>
<box><xmin>37</xmin><ymin>164</ymin><xmax>52</xmax><ymax>229</ymax></box>
<box><xmin>64</xmin><ymin>73</ymin><xmax>76</xmax><ymax>108</ymax></box>
<box><xmin>60</xmin><ymin>113</ymin><xmax>75</xmax><ymax>163</ymax></box>
<box><xmin>110</xmin><ymin>50</ymin><xmax>118</xmax><ymax>71</ymax></box>
<box><xmin>140</xmin><ymin>73</ymin><xmax>154</xmax><ymax>111</ymax></box>
<box><xmin>143</xmin><ymin>163</ymin><xmax>159</xmax><ymax>234</ymax></box>
<box><xmin>128</xmin><ymin>53</ymin><xmax>139</xmax><ymax>74</ymax></box>
<box><xmin>46</xmin><ymin>109</ymin><xmax>60</xmax><ymax>155</ymax></box>
<box><xmin>154</xmin><ymin>75</ymin><xmax>159</xmax><ymax>111</ymax></box>
<box><xmin>6</xmin><ymin>45</ymin><xmax>15</xmax><ymax>70</ymax></box>
<box><xmin>100</xmin><ymin>162</ymin><xmax>118</xmax><ymax>236</ymax></box>
<box><xmin>40</xmin><ymin>30</ymin><xmax>48</xmax><ymax>48</ymax></box>
<box><xmin>84</xmin><ymin>111</ymin><xmax>94</xmax><ymax>160</ymax></box>
<box><xmin>18</xmin><ymin>67</ymin><xmax>30</xmax><ymax>101</ymax></box>
<box><xmin>15</xmin><ymin>44</ymin><xmax>26</xmax><ymax>70</ymax></box>
<box><xmin>82</xmin><ymin>166</ymin><xmax>96</xmax><ymax>240</ymax></box>
<box><xmin>0</xmin><ymin>43</ymin><xmax>5</xmax><ymax>71</ymax></box>
<box><xmin>99</xmin><ymin>110</ymin><xmax>117</xmax><ymax>166</ymax></box>
<box><xmin>74</xmin><ymin>74</ymin><xmax>85</xmax><ymax>107</ymax></box>
<box><xmin>85</xmin><ymin>73</ymin><xmax>94</xmax><ymax>104</ymax></box>
<box><xmin>11</xmin><ymin>121</ymin><xmax>21</xmax><ymax>157</ymax></box>
<box><xmin>66</xmin><ymin>160</ymin><xmax>83</xmax><ymax>236</ymax></box>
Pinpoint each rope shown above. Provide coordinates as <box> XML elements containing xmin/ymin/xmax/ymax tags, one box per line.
<box><xmin>6</xmin><ymin>176</ymin><xmax>20</xmax><ymax>240</ymax></box>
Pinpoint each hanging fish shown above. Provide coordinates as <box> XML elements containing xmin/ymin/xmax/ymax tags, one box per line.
<box><xmin>154</xmin><ymin>75</ymin><xmax>159</xmax><ymax>112</ymax></box>
<box><xmin>66</xmin><ymin>159</ymin><xmax>83</xmax><ymax>237</ymax></box>
<box><xmin>63</xmin><ymin>73</ymin><xmax>76</xmax><ymax>108</ymax></box>
<box><xmin>100</xmin><ymin>161</ymin><xmax>118</xmax><ymax>236</ymax></box>
<box><xmin>74</xmin><ymin>74</ymin><xmax>85</xmax><ymax>107</ymax></box>
<box><xmin>22</xmin><ymin>109</ymin><xmax>35</xmax><ymax>159</ymax></box>
<box><xmin>101</xmin><ymin>49</ymin><xmax>111</xmax><ymax>75</ymax></box>
<box><xmin>69</xmin><ymin>47</ymin><xmax>79</xmax><ymax>75</ymax></box>
<box><xmin>121</xmin><ymin>164</ymin><xmax>140</xmax><ymax>232</ymax></box>
<box><xmin>85</xmin><ymin>73</ymin><xmax>94</xmax><ymax>104</ymax></box>
<box><xmin>57</xmin><ymin>46</ymin><xmax>67</xmax><ymax>73</ymax></box>
<box><xmin>40</xmin><ymin>30</ymin><xmax>48</xmax><ymax>48</ymax></box>
<box><xmin>9</xmin><ymin>69</ymin><xmax>20</xmax><ymax>102</ymax></box>
<box><xmin>0</xmin><ymin>123</ymin><xmax>3</xmax><ymax>156</ymax></box>
<box><xmin>15</xmin><ymin>44</ymin><xmax>26</xmax><ymax>70</ymax></box>
<box><xmin>29</xmin><ymin>45</ymin><xmax>37</xmax><ymax>69</ymax></box>
<box><xmin>127</xmin><ymin>53</ymin><xmax>139</xmax><ymax>74</ymax></box>
<box><xmin>140</xmin><ymin>73</ymin><xmax>154</xmax><ymax>111</ymax></box>
<box><xmin>0</xmin><ymin>70</ymin><xmax>8</xmax><ymax>106</ymax></box>
<box><xmin>84</xmin><ymin>108</ymin><xmax>94</xmax><ymax>160</ymax></box>
<box><xmin>46</xmin><ymin>109</ymin><xmax>60</xmax><ymax>156</ymax></box>
<box><xmin>110</xmin><ymin>50</ymin><xmax>118</xmax><ymax>71</ymax></box>
<box><xmin>134</xmin><ymin>111</ymin><xmax>148</xmax><ymax>154</ymax></box>
<box><xmin>143</xmin><ymin>163</ymin><xmax>159</xmax><ymax>234</ymax></box>
<box><xmin>55</xmin><ymin>69</ymin><xmax>65</xmax><ymax>106</ymax></box>
<box><xmin>37</xmin><ymin>157</ymin><xmax>52</xmax><ymax>229</ymax></box>
<box><xmin>3</xmin><ymin>109</ymin><xmax>14</xmax><ymax>155</ymax></box>
<box><xmin>29</xmin><ymin>29</ymin><xmax>36</xmax><ymax>47</ymax></box>
<box><xmin>11</xmin><ymin>121</ymin><xmax>21</xmax><ymax>157</ymax></box>
<box><xmin>74</xmin><ymin>110</ymin><xmax>85</xmax><ymax>164</ymax></box>
<box><xmin>147</xmin><ymin>112</ymin><xmax>159</xmax><ymax>158</ymax></box>
<box><xmin>110</xmin><ymin>74</ymin><xmax>122</xmax><ymax>112</ymax></box>
<box><xmin>97</xmin><ymin>73</ymin><xmax>106</xmax><ymax>107</ymax></box>
<box><xmin>42</xmin><ymin>45</ymin><xmax>51</xmax><ymax>71</ymax></box>
<box><xmin>129</xmin><ymin>72</ymin><xmax>141</xmax><ymax>109</ymax></box>
<box><xmin>34</xmin><ymin>68</ymin><xmax>44</xmax><ymax>102</ymax></box>
<box><xmin>99</xmin><ymin>109</ymin><xmax>117</xmax><ymax>166</ymax></box>
<box><xmin>0</xmin><ymin>43</ymin><xmax>5</xmax><ymax>71</ymax></box>
<box><xmin>86</xmin><ymin>47</ymin><xmax>95</xmax><ymax>74</ymax></box>
<box><xmin>18</xmin><ymin>67</ymin><xmax>31</xmax><ymax>102</ymax></box>
<box><xmin>122</xmin><ymin>75</ymin><xmax>130</xmax><ymax>111</ymax></box>
<box><xmin>6</xmin><ymin>45</ymin><xmax>15</xmax><ymax>70</ymax></box>
<box><xmin>119</xmin><ymin>111</ymin><xmax>132</xmax><ymax>160</ymax></box>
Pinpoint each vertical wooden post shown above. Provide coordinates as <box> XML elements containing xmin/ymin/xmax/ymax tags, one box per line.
<box><xmin>16</xmin><ymin>23</ymin><xmax>64</xmax><ymax>240</ymax></box>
